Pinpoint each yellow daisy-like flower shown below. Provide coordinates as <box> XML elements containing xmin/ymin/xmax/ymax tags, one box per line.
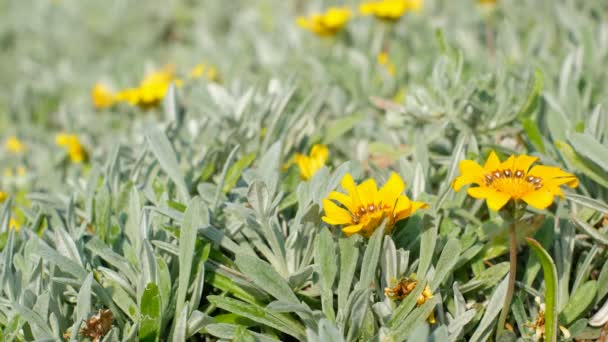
<box><xmin>189</xmin><ymin>63</ymin><xmax>219</xmax><ymax>82</ymax></box>
<box><xmin>114</xmin><ymin>65</ymin><xmax>179</xmax><ymax>110</ymax></box>
<box><xmin>359</xmin><ymin>0</ymin><xmax>422</xmax><ymax>21</ymax></box>
<box><xmin>452</xmin><ymin>151</ymin><xmax>578</xmax><ymax>211</ymax></box>
<box><xmin>296</xmin><ymin>7</ymin><xmax>351</xmax><ymax>37</ymax></box>
<box><xmin>322</xmin><ymin>172</ymin><xmax>428</xmax><ymax>237</ymax></box>
<box><xmin>91</xmin><ymin>82</ymin><xmax>115</xmax><ymax>109</ymax></box>
<box><xmin>479</xmin><ymin>0</ymin><xmax>497</xmax><ymax>4</ymax></box>
<box><xmin>295</xmin><ymin>144</ymin><xmax>329</xmax><ymax>180</ymax></box>
<box><xmin>56</xmin><ymin>133</ymin><xmax>88</xmax><ymax>164</ymax></box>
<box><xmin>0</xmin><ymin>191</ymin><xmax>7</xmax><ymax>203</ymax></box>
<box><xmin>8</xmin><ymin>218</ymin><xmax>20</xmax><ymax>232</ymax></box>
<box><xmin>377</xmin><ymin>51</ymin><xmax>396</xmax><ymax>76</ymax></box>
<box><xmin>5</xmin><ymin>136</ymin><xmax>25</xmax><ymax>154</ymax></box>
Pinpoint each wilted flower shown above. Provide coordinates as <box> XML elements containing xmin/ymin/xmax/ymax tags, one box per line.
<box><xmin>377</xmin><ymin>51</ymin><xmax>396</xmax><ymax>76</ymax></box>
<box><xmin>56</xmin><ymin>133</ymin><xmax>88</xmax><ymax>163</ymax></box>
<box><xmin>360</xmin><ymin>0</ymin><xmax>422</xmax><ymax>21</ymax></box>
<box><xmin>322</xmin><ymin>172</ymin><xmax>427</xmax><ymax>237</ymax></box>
<box><xmin>385</xmin><ymin>276</ymin><xmax>435</xmax><ymax>323</ymax></box>
<box><xmin>527</xmin><ymin>297</ymin><xmax>570</xmax><ymax>341</ymax></box>
<box><xmin>91</xmin><ymin>82</ymin><xmax>115</xmax><ymax>109</ymax></box>
<box><xmin>80</xmin><ymin>309</ymin><xmax>113</xmax><ymax>342</ymax></box>
<box><xmin>5</xmin><ymin>136</ymin><xmax>25</xmax><ymax>154</ymax></box>
<box><xmin>452</xmin><ymin>151</ymin><xmax>578</xmax><ymax>211</ymax></box>
<box><xmin>295</xmin><ymin>144</ymin><xmax>328</xmax><ymax>180</ymax></box>
<box><xmin>297</xmin><ymin>7</ymin><xmax>351</xmax><ymax>37</ymax></box>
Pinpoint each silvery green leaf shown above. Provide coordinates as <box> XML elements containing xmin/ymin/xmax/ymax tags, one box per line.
<box><xmin>235</xmin><ymin>253</ymin><xmax>298</xmax><ymax>304</ymax></box>
<box><xmin>315</xmin><ymin>227</ymin><xmax>337</xmax><ymax>321</ymax></box>
<box><xmin>469</xmin><ymin>276</ymin><xmax>509</xmax><ymax>342</ymax></box>
<box><xmin>146</xmin><ymin>126</ymin><xmax>190</xmax><ymax>201</ymax></box>
<box><xmin>430</xmin><ymin>238</ymin><xmax>461</xmax><ymax>291</ymax></box>
<box><xmin>338</xmin><ymin>235</ymin><xmax>360</xmax><ymax>314</ymax></box>
<box><xmin>417</xmin><ymin>215</ymin><xmax>439</xmax><ymax>278</ymax></box>
<box><xmin>356</xmin><ymin>224</ymin><xmax>384</xmax><ymax>291</ymax></box>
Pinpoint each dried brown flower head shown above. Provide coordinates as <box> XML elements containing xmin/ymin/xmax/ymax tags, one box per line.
<box><xmin>80</xmin><ymin>309</ymin><xmax>113</xmax><ymax>342</ymax></box>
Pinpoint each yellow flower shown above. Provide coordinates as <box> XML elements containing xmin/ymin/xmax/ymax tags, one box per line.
<box><xmin>322</xmin><ymin>172</ymin><xmax>428</xmax><ymax>237</ymax></box>
<box><xmin>479</xmin><ymin>0</ymin><xmax>497</xmax><ymax>4</ymax></box>
<box><xmin>0</xmin><ymin>191</ymin><xmax>7</xmax><ymax>203</ymax></box>
<box><xmin>91</xmin><ymin>82</ymin><xmax>115</xmax><ymax>109</ymax></box>
<box><xmin>377</xmin><ymin>51</ymin><xmax>396</xmax><ymax>76</ymax></box>
<box><xmin>295</xmin><ymin>144</ymin><xmax>329</xmax><ymax>180</ymax></box>
<box><xmin>385</xmin><ymin>277</ymin><xmax>435</xmax><ymax>323</ymax></box>
<box><xmin>114</xmin><ymin>65</ymin><xmax>177</xmax><ymax>110</ymax></box>
<box><xmin>452</xmin><ymin>151</ymin><xmax>578</xmax><ymax>211</ymax></box>
<box><xmin>297</xmin><ymin>7</ymin><xmax>351</xmax><ymax>37</ymax></box>
<box><xmin>56</xmin><ymin>133</ymin><xmax>88</xmax><ymax>163</ymax></box>
<box><xmin>5</xmin><ymin>136</ymin><xmax>25</xmax><ymax>154</ymax></box>
<box><xmin>8</xmin><ymin>218</ymin><xmax>20</xmax><ymax>232</ymax></box>
<box><xmin>189</xmin><ymin>63</ymin><xmax>219</xmax><ymax>82</ymax></box>
<box><xmin>359</xmin><ymin>0</ymin><xmax>422</xmax><ymax>21</ymax></box>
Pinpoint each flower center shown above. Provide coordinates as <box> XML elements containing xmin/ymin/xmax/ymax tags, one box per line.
<box><xmin>351</xmin><ymin>202</ymin><xmax>391</xmax><ymax>224</ymax></box>
<box><xmin>484</xmin><ymin>168</ymin><xmax>543</xmax><ymax>198</ymax></box>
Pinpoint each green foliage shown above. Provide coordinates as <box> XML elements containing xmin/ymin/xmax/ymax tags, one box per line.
<box><xmin>1</xmin><ymin>0</ymin><xmax>608</xmax><ymax>341</ymax></box>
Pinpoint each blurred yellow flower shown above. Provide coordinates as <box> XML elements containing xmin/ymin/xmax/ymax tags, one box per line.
<box><xmin>479</xmin><ymin>0</ymin><xmax>497</xmax><ymax>4</ymax></box>
<box><xmin>0</xmin><ymin>191</ymin><xmax>7</xmax><ymax>203</ymax></box>
<box><xmin>295</xmin><ymin>144</ymin><xmax>328</xmax><ymax>180</ymax></box>
<box><xmin>8</xmin><ymin>218</ymin><xmax>20</xmax><ymax>232</ymax></box>
<box><xmin>5</xmin><ymin>136</ymin><xmax>25</xmax><ymax>154</ymax></box>
<box><xmin>114</xmin><ymin>65</ymin><xmax>179</xmax><ymax>110</ymax></box>
<box><xmin>297</xmin><ymin>7</ymin><xmax>351</xmax><ymax>37</ymax></box>
<box><xmin>385</xmin><ymin>277</ymin><xmax>435</xmax><ymax>323</ymax></box>
<box><xmin>91</xmin><ymin>83</ymin><xmax>115</xmax><ymax>109</ymax></box>
<box><xmin>190</xmin><ymin>63</ymin><xmax>219</xmax><ymax>82</ymax></box>
<box><xmin>56</xmin><ymin>133</ymin><xmax>88</xmax><ymax>163</ymax></box>
<box><xmin>322</xmin><ymin>172</ymin><xmax>427</xmax><ymax>237</ymax></box>
<box><xmin>360</xmin><ymin>0</ymin><xmax>422</xmax><ymax>21</ymax></box>
<box><xmin>452</xmin><ymin>151</ymin><xmax>578</xmax><ymax>211</ymax></box>
<box><xmin>378</xmin><ymin>51</ymin><xmax>396</xmax><ymax>76</ymax></box>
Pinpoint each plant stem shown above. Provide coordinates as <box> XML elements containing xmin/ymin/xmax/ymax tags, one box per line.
<box><xmin>496</xmin><ymin>221</ymin><xmax>517</xmax><ymax>337</ymax></box>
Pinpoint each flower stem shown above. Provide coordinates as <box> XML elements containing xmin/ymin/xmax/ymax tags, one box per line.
<box><xmin>497</xmin><ymin>221</ymin><xmax>517</xmax><ymax>337</ymax></box>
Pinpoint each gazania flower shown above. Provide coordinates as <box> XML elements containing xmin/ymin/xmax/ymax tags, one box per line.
<box><xmin>359</xmin><ymin>0</ymin><xmax>422</xmax><ymax>21</ymax></box>
<box><xmin>4</xmin><ymin>136</ymin><xmax>25</xmax><ymax>154</ymax></box>
<box><xmin>296</xmin><ymin>7</ymin><xmax>351</xmax><ymax>37</ymax></box>
<box><xmin>295</xmin><ymin>144</ymin><xmax>328</xmax><ymax>180</ymax></box>
<box><xmin>385</xmin><ymin>276</ymin><xmax>435</xmax><ymax>323</ymax></box>
<box><xmin>56</xmin><ymin>133</ymin><xmax>88</xmax><ymax>164</ymax></box>
<box><xmin>322</xmin><ymin>172</ymin><xmax>427</xmax><ymax>237</ymax></box>
<box><xmin>377</xmin><ymin>51</ymin><xmax>396</xmax><ymax>76</ymax></box>
<box><xmin>8</xmin><ymin>218</ymin><xmax>20</xmax><ymax>232</ymax></box>
<box><xmin>452</xmin><ymin>151</ymin><xmax>578</xmax><ymax>211</ymax></box>
<box><xmin>114</xmin><ymin>65</ymin><xmax>181</xmax><ymax>110</ymax></box>
<box><xmin>189</xmin><ymin>63</ymin><xmax>219</xmax><ymax>82</ymax></box>
<box><xmin>91</xmin><ymin>83</ymin><xmax>115</xmax><ymax>109</ymax></box>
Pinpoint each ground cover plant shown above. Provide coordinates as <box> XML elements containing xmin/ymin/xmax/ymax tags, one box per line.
<box><xmin>1</xmin><ymin>0</ymin><xmax>608</xmax><ymax>341</ymax></box>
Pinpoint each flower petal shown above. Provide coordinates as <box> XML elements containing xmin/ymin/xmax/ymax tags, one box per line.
<box><xmin>452</xmin><ymin>160</ymin><xmax>484</xmax><ymax>191</ymax></box>
<box><xmin>521</xmin><ymin>190</ymin><xmax>555</xmax><ymax>210</ymax></box>
<box><xmin>357</xmin><ymin>178</ymin><xmax>379</xmax><ymax>205</ymax></box>
<box><xmin>342</xmin><ymin>224</ymin><xmax>363</xmax><ymax>236</ymax></box>
<box><xmin>322</xmin><ymin>199</ymin><xmax>352</xmax><ymax>225</ymax></box>
<box><xmin>310</xmin><ymin>144</ymin><xmax>329</xmax><ymax>164</ymax></box>
<box><xmin>528</xmin><ymin>165</ymin><xmax>579</xmax><ymax>188</ymax></box>
<box><xmin>379</xmin><ymin>172</ymin><xmax>405</xmax><ymax>207</ymax></box>
<box><xmin>514</xmin><ymin>154</ymin><xmax>538</xmax><ymax>173</ymax></box>
<box><xmin>467</xmin><ymin>187</ymin><xmax>511</xmax><ymax>211</ymax></box>
<box><xmin>483</xmin><ymin>151</ymin><xmax>502</xmax><ymax>171</ymax></box>
<box><xmin>341</xmin><ymin>173</ymin><xmax>362</xmax><ymax>207</ymax></box>
<box><xmin>327</xmin><ymin>191</ymin><xmax>355</xmax><ymax>212</ymax></box>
